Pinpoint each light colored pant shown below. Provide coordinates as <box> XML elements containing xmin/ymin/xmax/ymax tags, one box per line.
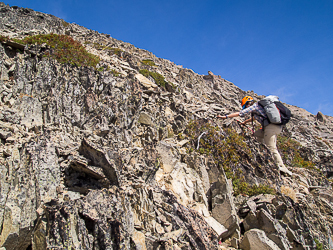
<box><xmin>254</xmin><ymin>124</ymin><xmax>285</xmax><ymax>167</ymax></box>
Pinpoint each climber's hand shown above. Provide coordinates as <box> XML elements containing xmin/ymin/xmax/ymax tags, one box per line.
<box><xmin>237</xmin><ymin>120</ymin><xmax>246</xmax><ymax>126</ymax></box>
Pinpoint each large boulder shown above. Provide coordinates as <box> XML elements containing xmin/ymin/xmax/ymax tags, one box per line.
<box><xmin>240</xmin><ymin>229</ymin><xmax>280</xmax><ymax>250</ymax></box>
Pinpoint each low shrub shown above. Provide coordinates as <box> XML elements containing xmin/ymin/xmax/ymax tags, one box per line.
<box><xmin>92</xmin><ymin>43</ymin><xmax>124</xmax><ymax>56</ymax></box>
<box><xmin>110</xmin><ymin>69</ymin><xmax>120</xmax><ymax>77</ymax></box>
<box><xmin>141</xmin><ymin>59</ymin><xmax>156</xmax><ymax>66</ymax></box>
<box><xmin>277</xmin><ymin>136</ymin><xmax>316</xmax><ymax>170</ymax></box>
<box><xmin>15</xmin><ymin>33</ymin><xmax>100</xmax><ymax>68</ymax></box>
<box><xmin>139</xmin><ymin>69</ymin><xmax>168</xmax><ymax>88</ymax></box>
<box><xmin>186</xmin><ymin>119</ymin><xmax>275</xmax><ymax>196</ymax></box>
<box><xmin>0</xmin><ymin>35</ymin><xmax>9</xmax><ymax>43</ymax></box>
<box><xmin>314</xmin><ymin>239</ymin><xmax>324</xmax><ymax>250</ymax></box>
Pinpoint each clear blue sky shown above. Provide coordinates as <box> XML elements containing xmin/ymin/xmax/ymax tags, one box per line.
<box><xmin>4</xmin><ymin>0</ymin><xmax>333</xmax><ymax>116</ymax></box>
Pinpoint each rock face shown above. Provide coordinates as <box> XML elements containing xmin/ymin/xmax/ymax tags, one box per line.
<box><xmin>0</xmin><ymin>2</ymin><xmax>333</xmax><ymax>249</ymax></box>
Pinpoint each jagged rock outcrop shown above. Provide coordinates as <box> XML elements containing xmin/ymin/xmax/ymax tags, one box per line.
<box><xmin>1</xmin><ymin>2</ymin><xmax>333</xmax><ymax>249</ymax></box>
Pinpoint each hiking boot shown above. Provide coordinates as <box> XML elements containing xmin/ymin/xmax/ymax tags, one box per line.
<box><xmin>279</xmin><ymin>166</ymin><xmax>292</xmax><ymax>176</ymax></box>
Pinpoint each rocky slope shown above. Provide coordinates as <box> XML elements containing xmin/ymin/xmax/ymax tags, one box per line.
<box><xmin>0</xmin><ymin>2</ymin><xmax>333</xmax><ymax>249</ymax></box>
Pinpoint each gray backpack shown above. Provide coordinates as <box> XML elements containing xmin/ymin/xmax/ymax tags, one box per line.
<box><xmin>258</xmin><ymin>95</ymin><xmax>291</xmax><ymax>126</ymax></box>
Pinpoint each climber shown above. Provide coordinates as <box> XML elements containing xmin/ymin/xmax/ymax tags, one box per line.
<box><xmin>217</xmin><ymin>96</ymin><xmax>292</xmax><ymax>176</ymax></box>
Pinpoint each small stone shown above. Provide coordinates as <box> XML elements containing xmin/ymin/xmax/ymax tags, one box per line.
<box><xmin>138</xmin><ymin>112</ymin><xmax>154</xmax><ymax>126</ymax></box>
